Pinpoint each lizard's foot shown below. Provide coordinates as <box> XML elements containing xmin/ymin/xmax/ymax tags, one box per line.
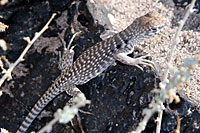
<box><xmin>131</xmin><ymin>55</ymin><xmax>155</xmax><ymax>71</ymax></box>
<box><xmin>71</xmin><ymin>113</ymin><xmax>85</xmax><ymax>133</ymax></box>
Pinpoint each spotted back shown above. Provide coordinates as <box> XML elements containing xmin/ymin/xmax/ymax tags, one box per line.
<box><xmin>62</xmin><ymin>38</ymin><xmax>116</xmax><ymax>85</ymax></box>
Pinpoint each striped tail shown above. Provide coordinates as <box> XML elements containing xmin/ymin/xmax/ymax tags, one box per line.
<box><xmin>17</xmin><ymin>82</ymin><xmax>65</xmax><ymax>133</ymax></box>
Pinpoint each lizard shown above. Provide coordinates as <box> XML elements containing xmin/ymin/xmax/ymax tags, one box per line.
<box><xmin>16</xmin><ymin>11</ymin><xmax>167</xmax><ymax>133</ymax></box>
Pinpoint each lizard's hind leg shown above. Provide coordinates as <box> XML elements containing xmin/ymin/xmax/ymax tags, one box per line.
<box><xmin>58</xmin><ymin>32</ymin><xmax>86</xmax><ymax>132</ymax></box>
<box><xmin>58</xmin><ymin>32</ymin><xmax>80</xmax><ymax>71</ymax></box>
<box><xmin>65</xmin><ymin>86</ymin><xmax>86</xmax><ymax>133</ymax></box>
<box><xmin>58</xmin><ymin>46</ymin><xmax>75</xmax><ymax>71</ymax></box>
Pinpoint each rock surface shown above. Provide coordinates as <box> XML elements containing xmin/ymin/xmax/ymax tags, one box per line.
<box><xmin>0</xmin><ymin>0</ymin><xmax>199</xmax><ymax>132</ymax></box>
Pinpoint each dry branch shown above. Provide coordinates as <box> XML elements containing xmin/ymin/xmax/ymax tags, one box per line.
<box><xmin>0</xmin><ymin>13</ymin><xmax>56</xmax><ymax>89</ymax></box>
<box><xmin>38</xmin><ymin>93</ymin><xmax>90</xmax><ymax>133</ymax></box>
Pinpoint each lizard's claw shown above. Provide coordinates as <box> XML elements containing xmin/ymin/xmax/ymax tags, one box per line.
<box><xmin>133</xmin><ymin>55</ymin><xmax>155</xmax><ymax>71</ymax></box>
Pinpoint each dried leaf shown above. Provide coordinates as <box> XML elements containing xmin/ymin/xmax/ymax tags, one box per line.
<box><xmin>0</xmin><ymin>22</ymin><xmax>8</xmax><ymax>32</ymax></box>
<box><xmin>0</xmin><ymin>0</ymin><xmax>8</xmax><ymax>5</ymax></box>
<box><xmin>0</xmin><ymin>39</ymin><xmax>7</xmax><ymax>51</ymax></box>
<box><xmin>0</xmin><ymin>128</ymin><xmax>9</xmax><ymax>133</ymax></box>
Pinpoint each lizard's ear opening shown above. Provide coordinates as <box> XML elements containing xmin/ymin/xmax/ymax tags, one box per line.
<box><xmin>116</xmin><ymin>43</ymin><xmax>121</xmax><ymax>49</ymax></box>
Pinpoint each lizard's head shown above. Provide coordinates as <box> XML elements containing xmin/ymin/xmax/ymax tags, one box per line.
<box><xmin>138</xmin><ymin>11</ymin><xmax>168</xmax><ymax>38</ymax></box>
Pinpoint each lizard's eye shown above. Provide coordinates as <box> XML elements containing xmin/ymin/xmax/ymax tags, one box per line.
<box><xmin>151</xmin><ymin>28</ymin><xmax>157</xmax><ymax>32</ymax></box>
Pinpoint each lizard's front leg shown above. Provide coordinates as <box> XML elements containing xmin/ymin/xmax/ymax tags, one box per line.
<box><xmin>114</xmin><ymin>39</ymin><xmax>155</xmax><ymax>71</ymax></box>
<box><xmin>114</xmin><ymin>53</ymin><xmax>155</xmax><ymax>71</ymax></box>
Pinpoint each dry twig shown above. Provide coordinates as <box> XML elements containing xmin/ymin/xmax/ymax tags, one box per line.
<box><xmin>156</xmin><ymin>0</ymin><xmax>196</xmax><ymax>132</ymax></box>
<box><xmin>0</xmin><ymin>13</ymin><xmax>56</xmax><ymax>88</ymax></box>
<box><xmin>38</xmin><ymin>93</ymin><xmax>90</xmax><ymax>133</ymax></box>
